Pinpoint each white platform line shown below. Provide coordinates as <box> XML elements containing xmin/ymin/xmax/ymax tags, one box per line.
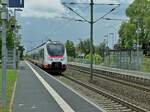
<box><xmin>29</xmin><ymin>61</ymin><xmax>106</xmax><ymax>112</ymax></box>
<box><xmin>26</xmin><ymin>61</ymin><xmax>75</xmax><ymax>112</ymax></box>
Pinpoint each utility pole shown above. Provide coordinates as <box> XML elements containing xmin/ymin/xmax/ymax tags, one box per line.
<box><xmin>13</xmin><ymin>22</ymin><xmax>17</xmax><ymax>69</ymax></box>
<box><xmin>109</xmin><ymin>33</ymin><xmax>115</xmax><ymax>49</ymax></box>
<box><xmin>103</xmin><ymin>39</ymin><xmax>107</xmax><ymax>66</ymax></box>
<box><xmin>62</xmin><ymin>2</ymin><xmax>120</xmax><ymax>81</ymax></box>
<box><xmin>104</xmin><ymin>34</ymin><xmax>109</xmax><ymax>66</ymax></box>
<box><xmin>136</xmin><ymin>18</ymin><xmax>141</xmax><ymax>70</ymax></box>
<box><xmin>1</xmin><ymin>0</ymin><xmax>8</xmax><ymax>111</ymax></box>
<box><xmin>90</xmin><ymin>0</ymin><xmax>94</xmax><ymax>80</ymax></box>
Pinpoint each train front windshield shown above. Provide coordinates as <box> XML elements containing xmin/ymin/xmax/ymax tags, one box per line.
<box><xmin>47</xmin><ymin>43</ymin><xmax>65</xmax><ymax>56</ymax></box>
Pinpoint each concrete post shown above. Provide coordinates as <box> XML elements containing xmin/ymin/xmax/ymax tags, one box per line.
<box><xmin>1</xmin><ymin>0</ymin><xmax>8</xmax><ymax>111</ymax></box>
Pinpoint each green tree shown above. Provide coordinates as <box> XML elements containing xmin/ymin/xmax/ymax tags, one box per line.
<box><xmin>119</xmin><ymin>22</ymin><xmax>136</xmax><ymax>49</ymax></box>
<box><xmin>95</xmin><ymin>41</ymin><xmax>106</xmax><ymax>56</ymax></box>
<box><xmin>85</xmin><ymin>53</ymin><xmax>102</xmax><ymax>64</ymax></box>
<box><xmin>7</xmin><ymin>16</ymin><xmax>16</xmax><ymax>48</ymax></box>
<box><xmin>76</xmin><ymin>38</ymin><xmax>92</xmax><ymax>55</ymax></box>
<box><xmin>65</xmin><ymin>40</ymin><xmax>75</xmax><ymax>57</ymax></box>
<box><xmin>0</xmin><ymin>16</ymin><xmax>21</xmax><ymax>57</ymax></box>
<box><xmin>119</xmin><ymin>0</ymin><xmax>150</xmax><ymax>52</ymax></box>
<box><xmin>126</xmin><ymin>0</ymin><xmax>150</xmax><ymax>20</ymax></box>
<box><xmin>18</xmin><ymin>46</ymin><xmax>25</xmax><ymax>60</ymax></box>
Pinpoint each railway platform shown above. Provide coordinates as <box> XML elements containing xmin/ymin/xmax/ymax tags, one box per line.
<box><xmin>68</xmin><ymin>62</ymin><xmax>150</xmax><ymax>87</ymax></box>
<box><xmin>12</xmin><ymin>61</ymin><xmax>105</xmax><ymax>112</ymax></box>
<box><xmin>69</xmin><ymin>62</ymin><xmax>150</xmax><ymax>79</ymax></box>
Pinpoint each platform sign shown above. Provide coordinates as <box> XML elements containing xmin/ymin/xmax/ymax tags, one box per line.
<box><xmin>9</xmin><ymin>0</ymin><xmax>24</xmax><ymax>8</ymax></box>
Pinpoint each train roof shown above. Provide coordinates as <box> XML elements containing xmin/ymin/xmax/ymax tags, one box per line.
<box><xmin>27</xmin><ymin>39</ymin><xmax>63</xmax><ymax>53</ymax></box>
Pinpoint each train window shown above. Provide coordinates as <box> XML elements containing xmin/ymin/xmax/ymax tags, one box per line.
<box><xmin>47</xmin><ymin>43</ymin><xmax>64</xmax><ymax>56</ymax></box>
<box><xmin>40</xmin><ymin>49</ymin><xmax>44</xmax><ymax>59</ymax></box>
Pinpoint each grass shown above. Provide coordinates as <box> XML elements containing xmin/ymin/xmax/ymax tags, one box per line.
<box><xmin>0</xmin><ymin>69</ymin><xmax>17</xmax><ymax>112</ymax></box>
<box><xmin>140</xmin><ymin>58</ymin><xmax>150</xmax><ymax>72</ymax></box>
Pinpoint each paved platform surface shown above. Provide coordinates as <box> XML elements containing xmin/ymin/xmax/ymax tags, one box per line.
<box><xmin>13</xmin><ymin>61</ymin><xmax>105</xmax><ymax>112</ymax></box>
<box><xmin>69</xmin><ymin>62</ymin><xmax>150</xmax><ymax>79</ymax></box>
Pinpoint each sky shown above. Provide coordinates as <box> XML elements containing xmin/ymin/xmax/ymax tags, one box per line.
<box><xmin>17</xmin><ymin>0</ymin><xmax>134</xmax><ymax>50</ymax></box>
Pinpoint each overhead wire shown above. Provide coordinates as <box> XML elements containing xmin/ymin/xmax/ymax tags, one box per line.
<box><xmin>49</xmin><ymin>5</ymin><xmax>90</xmax><ymax>36</ymax></box>
<box><xmin>56</xmin><ymin>5</ymin><xmax>90</xmax><ymax>23</ymax></box>
<box><xmin>94</xmin><ymin>5</ymin><xmax>120</xmax><ymax>23</ymax></box>
<box><xmin>62</xmin><ymin>2</ymin><xmax>120</xmax><ymax>6</ymax></box>
<box><xmin>63</xmin><ymin>4</ymin><xmax>90</xmax><ymax>23</ymax></box>
<box><xmin>49</xmin><ymin>19</ymin><xmax>73</xmax><ymax>36</ymax></box>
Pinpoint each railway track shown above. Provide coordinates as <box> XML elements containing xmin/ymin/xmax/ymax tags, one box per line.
<box><xmin>68</xmin><ymin>64</ymin><xmax>150</xmax><ymax>92</ymax></box>
<box><xmin>62</xmin><ymin>75</ymin><xmax>149</xmax><ymax>112</ymax></box>
<box><xmin>32</xmin><ymin>63</ymin><xmax>149</xmax><ymax>112</ymax></box>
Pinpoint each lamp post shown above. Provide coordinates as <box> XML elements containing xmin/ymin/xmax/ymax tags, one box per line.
<box><xmin>104</xmin><ymin>35</ymin><xmax>109</xmax><ymax>66</ymax></box>
<box><xmin>13</xmin><ymin>9</ymin><xmax>22</xmax><ymax>69</ymax></box>
<box><xmin>103</xmin><ymin>18</ymin><xmax>129</xmax><ymax>49</ymax></box>
<box><xmin>104</xmin><ymin>34</ymin><xmax>109</xmax><ymax>48</ymax></box>
<box><xmin>109</xmin><ymin>33</ymin><xmax>115</xmax><ymax>49</ymax></box>
<box><xmin>136</xmin><ymin>18</ymin><xmax>141</xmax><ymax>70</ymax></box>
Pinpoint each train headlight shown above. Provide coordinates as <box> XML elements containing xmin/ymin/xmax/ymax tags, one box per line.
<box><xmin>61</xmin><ymin>58</ymin><xmax>64</xmax><ymax>61</ymax></box>
<box><xmin>49</xmin><ymin>58</ymin><xmax>53</xmax><ymax>61</ymax></box>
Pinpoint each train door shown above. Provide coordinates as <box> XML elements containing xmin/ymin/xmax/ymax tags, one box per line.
<box><xmin>41</xmin><ymin>49</ymin><xmax>44</xmax><ymax>64</ymax></box>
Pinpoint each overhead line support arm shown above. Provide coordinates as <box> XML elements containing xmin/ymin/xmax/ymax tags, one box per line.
<box><xmin>94</xmin><ymin>5</ymin><xmax>120</xmax><ymax>23</ymax></box>
<box><xmin>63</xmin><ymin>4</ymin><xmax>90</xmax><ymax>23</ymax></box>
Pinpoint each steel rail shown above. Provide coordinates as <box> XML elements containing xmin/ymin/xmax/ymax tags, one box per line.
<box><xmin>68</xmin><ymin>64</ymin><xmax>150</xmax><ymax>87</ymax></box>
<box><xmin>68</xmin><ymin>65</ymin><xmax>150</xmax><ymax>92</ymax></box>
<box><xmin>63</xmin><ymin>75</ymin><xmax>148</xmax><ymax>112</ymax></box>
<box><xmin>30</xmin><ymin>61</ymin><xmax>149</xmax><ymax>112</ymax></box>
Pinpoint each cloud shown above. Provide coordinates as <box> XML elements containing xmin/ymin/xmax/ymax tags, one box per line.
<box><xmin>21</xmin><ymin>0</ymin><xmax>133</xmax><ymax>19</ymax></box>
<box><xmin>93</xmin><ymin>0</ymin><xmax>118</xmax><ymax>3</ymax></box>
<box><xmin>75</xmin><ymin>0</ymin><xmax>118</xmax><ymax>4</ymax></box>
<box><xmin>119</xmin><ymin>0</ymin><xmax>134</xmax><ymax>4</ymax></box>
<box><xmin>25</xmin><ymin>21</ymin><xmax>31</xmax><ymax>25</ymax></box>
<box><xmin>77</xmin><ymin>0</ymin><xmax>134</xmax><ymax>4</ymax></box>
<box><xmin>22</xmin><ymin>0</ymin><xmax>65</xmax><ymax>18</ymax></box>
